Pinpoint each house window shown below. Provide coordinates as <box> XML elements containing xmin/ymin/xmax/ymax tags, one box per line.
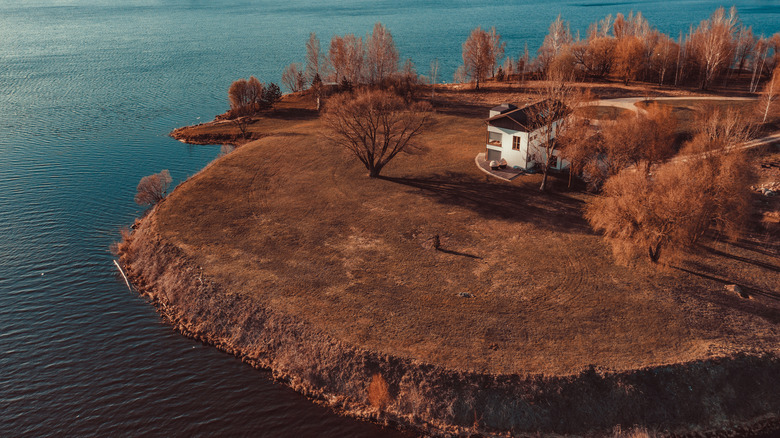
<box><xmin>487</xmin><ymin>131</ymin><xmax>502</xmax><ymax>146</ymax></box>
<box><xmin>549</xmin><ymin>155</ymin><xmax>559</xmax><ymax>168</ymax></box>
<box><xmin>512</xmin><ymin>136</ymin><xmax>522</xmax><ymax>150</ymax></box>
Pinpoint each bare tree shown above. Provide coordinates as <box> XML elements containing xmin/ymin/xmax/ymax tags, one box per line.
<box><xmin>587</xmin><ymin>14</ymin><xmax>612</xmax><ymax>40</ymax></box>
<box><xmin>759</xmin><ymin>65</ymin><xmax>780</xmax><ymax>123</ymax></box>
<box><xmin>228</xmin><ymin>79</ymin><xmax>249</xmax><ymax>112</ymax></box>
<box><xmin>571</xmin><ymin>36</ymin><xmax>615</xmax><ymax>79</ymax></box>
<box><xmin>366</xmin><ymin>22</ymin><xmax>399</xmax><ymax>85</ymax></box>
<box><xmin>228</xmin><ymin>76</ymin><xmax>264</xmax><ymax>115</ymax></box>
<box><xmin>135</xmin><ymin>170</ymin><xmax>172</xmax><ymax>206</ymax></box>
<box><xmin>733</xmin><ymin>25</ymin><xmax>755</xmax><ymax>73</ymax></box>
<box><xmin>674</xmin><ymin>31</ymin><xmax>685</xmax><ymax>86</ymax></box>
<box><xmin>639</xmin><ymin>104</ymin><xmax>678</xmax><ymax>168</ymax></box>
<box><xmin>231</xmin><ymin>116</ymin><xmax>252</xmax><ymax>139</ymax></box>
<box><xmin>321</xmin><ymin>90</ymin><xmax>433</xmax><ymax>178</ymax></box>
<box><xmin>527</xmin><ymin>80</ymin><xmax>586</xmax><ymax>191</ymax></box>
<box><xmin>687</xmin><ymin>7</ymin><xmax>739</xmax><ymax>89</ymax></box>
<box><xmin>683</xmin><ymin>106</ymin><xmax>756</xmax><ymax>156</ymax></box>
<box><xmin>768</xmin><ymin>33</ymin><xmax>780</xmax><ymax>71</ymax></box>
<box><xmin>519</xmin><ymin>44</ymin><xmax>530</xmax><ymax>83</ymax></box>
<box><xmin>651</xmin><ymin>34</ymin><xmax>679</xmax><ymax>84</ymax></box>
<box><xmin>428</xmin><ymin>58</ymin><xmax>440</xmax><ymax>98</ymax></box>
<box><xmin>305</xmin><ymin>33</ymin><xmax>326</xmax><ymax>85</ymax></box>
<box><xmin>502</xmin><ymin>56</ymin><xmax>515</xmax><ymax>78</ymax></box>
<box><xmin>282</xmin><ymin>63</ymin><xmax>306</xmax><ymax>93</ymax></box>
<box><xmin>343</xmin><ymin>34</ymin><xmax>365</xmax><ymax>85</ymax></box>
<box><xmin>460</xmin><ymin>27</ymin><xmax>505</xmax><ymax>89</ymax></box>
<box><xmin>487</xmin><ymin>27</ymin><xmax>505</xmax><ymax>77</ymax></box>
<box><xmin>538</xmin><ymin>15</ymin><xmax>573</xmax><ymax>74</ymax></box>
<box><xmin>585</xmin><ymin>104</ymin><xmax>677</xmax><ymax>189</ymax></box>
<box><xmin>557</xmin><ymin>117</ymin><xmax>595</xmax><ymax>188</ymax></box>
<box><xmin>613</xmin><ymin>11</ymin><xmax>651</xmax><ymax>41</ymax></box>
<box><xmin>749</xmin><ymin>37</ymin><xmax>769</xmax><ymax>93</ymax></box>
<box><xmin>614</xmin><ymin>36</ymin><xmax>645</xmax><ymax>84</ymax></box>
<box><xmin>328</xmin><ymin>35</ymin><xmax>348</xmax><ymax>83</ymax></box>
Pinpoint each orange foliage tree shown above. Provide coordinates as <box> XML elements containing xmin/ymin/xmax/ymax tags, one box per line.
<box><xmin>587</xmin><ymin>108</ymin><xmax>754</xmax><ymax>264</ymax></box>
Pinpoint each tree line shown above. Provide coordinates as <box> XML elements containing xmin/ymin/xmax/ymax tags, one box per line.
<box><xmin>460</xmin><ymin>7</ymin><xmax>780</xmax><ymax>90</ymax></box>
<box><xmin>227</xmin><ymin>7</ymin><xmax>779</xmax><ymax>114</ymax></box>
<box><xmin>282</xmin><ymin>23</ymin><xmax>419</xmax><ymax>93</ymax></box>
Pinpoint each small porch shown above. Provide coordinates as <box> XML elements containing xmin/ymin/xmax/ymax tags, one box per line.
<box><xmin>475</xmin><ymin>152</ymin><xmax>526</xmax><ymax>181</ymax></box>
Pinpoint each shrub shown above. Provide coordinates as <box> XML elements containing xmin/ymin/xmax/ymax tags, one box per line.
<box><xmin>134</xmin><ymin>169</ymin><xmax>172</xmax><ymax>206</ymax></box>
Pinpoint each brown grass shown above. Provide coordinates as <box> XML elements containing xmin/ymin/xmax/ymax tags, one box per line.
<box><xmin>154</xmin><ymin>87</ymin><xmax>779</xmax><ymax>377</ymax></box>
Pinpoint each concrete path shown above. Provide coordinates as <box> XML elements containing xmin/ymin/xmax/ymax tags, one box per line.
<box><xmin>590</xmin><ymin>95</ymin><xmax>757</xmax><ymax>114</ymax></box>
<box><xmin>475</xmin><ymin>153</ymin><xmax>524</xmax><ymax>181</ymax></box>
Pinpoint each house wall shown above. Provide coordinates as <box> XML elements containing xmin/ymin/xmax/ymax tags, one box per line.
<box><xmin>525</xmin><ymin>120</ymin><xmax>570</xmax><ymax>171</ymax></box>
<box><xmin>486</xmin><ymin>126</ymin><xmax>528</xmax><ymax>168</ymax></box>
<box><xmin>485</xmin><ymin>118</ymin><xmax>573</xmax><ymax>171</ymax></box>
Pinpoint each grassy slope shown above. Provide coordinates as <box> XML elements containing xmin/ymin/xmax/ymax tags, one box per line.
<box><xmin>155</xmin><ymin>87</ymin><xmax>779</xmax><ymax>376</ymax></box>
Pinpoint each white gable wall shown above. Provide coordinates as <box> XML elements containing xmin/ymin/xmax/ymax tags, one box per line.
<box><xmin>486</xmin><ymin>119</ymin><xmax>572</xmax><ymax>171</ymax></box>
<box><xmin>486</xmin><ymin>126</ymin><xmax>529</xmax><ymax>168</ymax></box>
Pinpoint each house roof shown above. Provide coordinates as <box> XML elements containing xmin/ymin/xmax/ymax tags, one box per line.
<box><xmin>490</xmin><ymin>103</ymin><xmax>517</xmax><ymax>114</ymax></box>
<box><xmin>486</xmin><ymin>100</ymin><xmax>569</xmax><ymax>132</ymax></box>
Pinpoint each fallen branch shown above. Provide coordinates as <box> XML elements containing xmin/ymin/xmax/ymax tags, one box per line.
<box><xmin>113</xmin><ymin>259</ymin><xmax>132</xmax><ymax>291</ymax></box>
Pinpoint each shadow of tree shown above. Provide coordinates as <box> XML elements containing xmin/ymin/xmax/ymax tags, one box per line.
<box><xmin>433</xmin><ymin>102</ymin><xmax>489</xmax><ymax>118</ymax></box>
<box><xmin>267</xmin><ymin>107</ymin><xmax>320</xmax><ymax>121</ymax></box>
<box><xmin>437</xmin><ymin>247</ymin><xmax>482</xmax><ymax>259</ymax></box>
<box><xmin>674</xmin><ymin>265</ymin><xmax>780</xmax><ymax>324</ymax></box>
<box><xmin>731</xmin><ymin>236</ymin><xmax>780</xmax><ymax>258</ymax></box>
<box><xmin>381</xmin><ymin>173</ymin><xmax>592</xmax><ymax>234</ymax></box>
<box><xmin>701</xmin><ymin>244</ymin><xmax>780</xmax><ymax>273</ymax></box>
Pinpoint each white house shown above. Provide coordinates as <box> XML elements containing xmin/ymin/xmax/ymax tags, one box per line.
<box><xmin>484</xmin><ymin>101</ymin><xmax>570</xmax><ymax>171</ymax></box>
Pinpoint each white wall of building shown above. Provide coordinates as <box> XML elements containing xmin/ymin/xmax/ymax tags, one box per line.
<box><xmin>520</xmin><ymin>120</ymin><xmax>570</xmax><ymax>171</ymax></box>
<box><xmin>486</xmin><ymin>126</ymin><xmax>529</xmax><ymax>168</ymax></box>
<box><xmin>485</xmin><ymin>119</ymin><xmax>573</xmax><ymax>171</ymax></box>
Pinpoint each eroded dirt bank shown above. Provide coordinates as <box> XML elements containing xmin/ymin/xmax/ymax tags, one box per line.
<box><xmin>118</xmin><ymin>211</ymin><xmax>780</xmax><ymax>437</ymax></box>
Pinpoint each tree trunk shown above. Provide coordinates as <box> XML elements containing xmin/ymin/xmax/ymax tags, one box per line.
<box><xmin>540</xmin><ymin>169</ymin><xmax>549</xmax><ymax>191</ymax></box>
<box><xmin>368</xmin><ymin>168</ymin><xmax>381</xmax><ymax>178</ymax></box>
<box><xmin>648</xmin><ymin>240</ymin><xmax>663</xmax><ymax>263</ymax></box>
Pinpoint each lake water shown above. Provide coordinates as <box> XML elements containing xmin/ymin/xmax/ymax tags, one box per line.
<box><xmin>0</xmin><ymin>1</ymin><xmax>777</xmax><ymax>436</ymax></box>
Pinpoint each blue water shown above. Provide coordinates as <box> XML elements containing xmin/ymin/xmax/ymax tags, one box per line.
<box><xmin>0</xmin><ymin>1</ymin><xmax>777</xmax><ymax>436</ymax></box>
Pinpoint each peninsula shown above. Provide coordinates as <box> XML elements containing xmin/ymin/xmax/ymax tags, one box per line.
<box><xmin>119</xmin><ymin>83</ymin><xmax>780</xmax><ymax>436</ymax></box>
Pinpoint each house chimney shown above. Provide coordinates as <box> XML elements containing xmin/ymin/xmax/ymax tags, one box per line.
<box><xmin>489</xmin><ymin>103</ymin><xmax>517</xmax><ymax>118</ymax></box>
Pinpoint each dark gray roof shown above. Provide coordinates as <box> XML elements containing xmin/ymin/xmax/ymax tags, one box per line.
<box><xmin>486</xmin><ymin>100</ymin><xmax>569</xmax><ymax>132</ymax></box>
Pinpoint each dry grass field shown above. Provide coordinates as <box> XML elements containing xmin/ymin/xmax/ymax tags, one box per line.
<box><xmin>157</xmin><ymin>86</ymin><xmax>779</xmax><ymax>376</ymax></box>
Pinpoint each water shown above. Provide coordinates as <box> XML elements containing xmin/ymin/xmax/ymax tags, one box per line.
<box><xmin>0</xmin><ymin>1</ymin><xmax>777</xmax><ymax>436</ymax></box>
